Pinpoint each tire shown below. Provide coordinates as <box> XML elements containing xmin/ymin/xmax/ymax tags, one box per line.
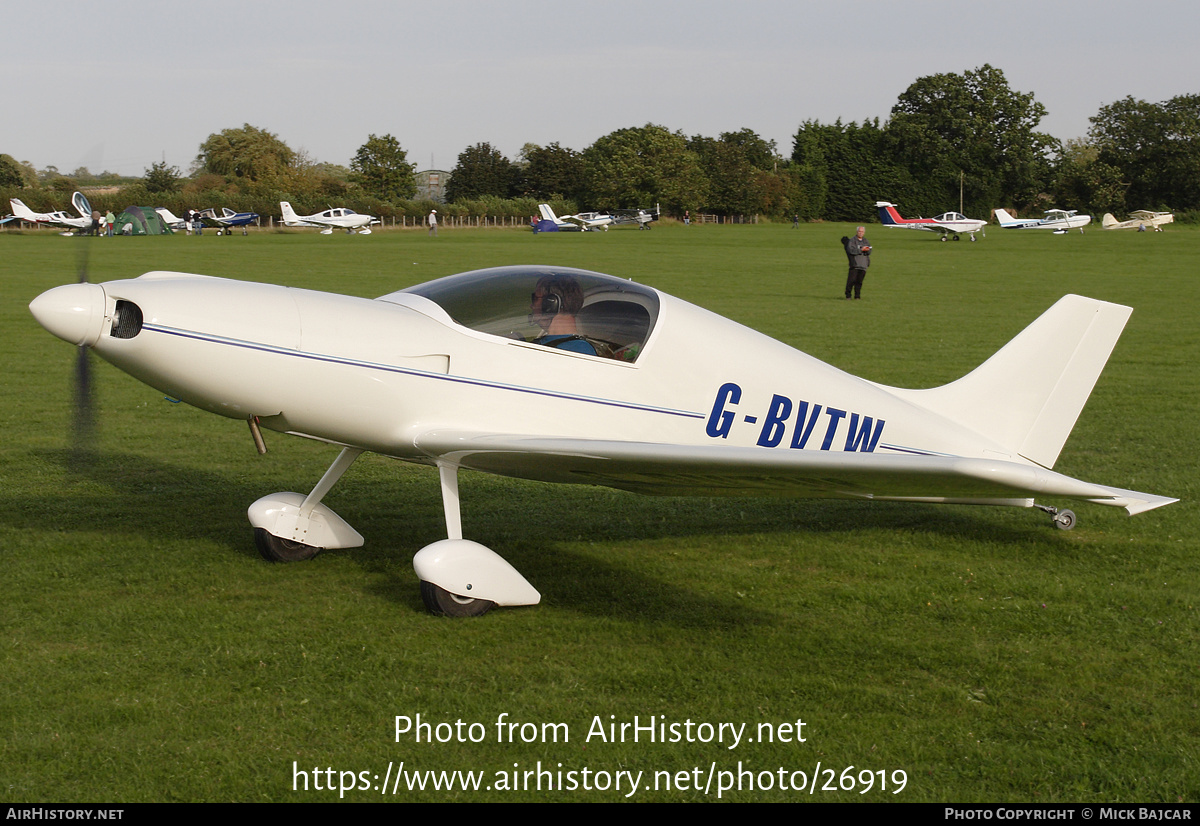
<box><xmin>420</xmin><ymin>581</ymin><xmax>495</xmax><ymax>617</ymax></box>
<box><xmin>254</xmin><ymin>528</ymin><xmax>321</xmax><ymax>562</ymax></box>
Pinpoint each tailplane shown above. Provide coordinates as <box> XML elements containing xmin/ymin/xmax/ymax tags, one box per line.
<box><xmin>894</xmin><ymin>295</ymin><xmax>1132</xmax><ymax>469</ymax></box>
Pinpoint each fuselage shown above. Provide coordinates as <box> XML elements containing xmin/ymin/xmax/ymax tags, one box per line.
<box><xmin>29</xmin><ymin>270</ymin><xmax>1020</xmax><ymax>474</ymax></box>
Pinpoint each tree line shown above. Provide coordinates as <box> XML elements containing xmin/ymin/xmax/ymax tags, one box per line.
<box><xmin>4</xmin><ymin>65</ymin><xmax>1197</xmax><ymax>223</ymax></box>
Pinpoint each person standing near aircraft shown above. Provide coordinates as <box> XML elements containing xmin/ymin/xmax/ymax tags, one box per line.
<box><xmin>105</xmin><ymin>210</ymin><xmax>115</xmax><ymax>237</ymax></box>
<box><xmin>529</xmin><ymin>274</ymin><xmax>598</xmax><ymax>356</ymax></box>
<box><xmin>844</xmin><ymin>226</ymin><xmax>871</xmax><ymax>300</ymax></box>
<box><xmin>428</xmin><ymin>209</ymin><xmax>438</xmax><ymax>237</ymax></box>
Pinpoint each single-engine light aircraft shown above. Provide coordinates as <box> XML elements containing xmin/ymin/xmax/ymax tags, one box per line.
<box><xmin>610</xmin><ymin>204</ymin><xmax>659</xmax><ymax>229</ymax></box>
<box><xmin>198</xmin><ymin>207</ymin><xmax>260</xmax><ymax>235</ymax></box>
<box><xmin>1101</xmin><ymin>210</ymin><xmax>1174</xmax><ymax>232</ymax></box>
<box><xmin>10</xmin><ymin>191</ymin><xmax>96</xmax><ymax>233</ymax></box>
<box><xmin>875</xmin><ymin>201</ymin><xmax>987</xmax><ymax>241</ymax></box>
<box><xmin>280</xmin><ymin>201</ymin><xmax>376</xmax><ymax>234</ymax></box>
<box><xmin>995</xmin><ymin>208</ymin><xmax>1091</xmax><ymax>233</ymax></box>
<box><xmin>536</xmin><ymin>204</ymin><xmax>608</xmax><ymax>232</ymax></box>
<box><xmin>29</xmin><ymin>266</ymin><xmax>1176</xmax><ymax>616</ymax></box>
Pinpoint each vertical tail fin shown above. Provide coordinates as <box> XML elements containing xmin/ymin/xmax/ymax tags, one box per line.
<box><xmin>994</xmin><ymin>208</ymin><xmax>1019</xmax><ymax>227</ymax></box>
<box><xmin>1101</xmin><ymin>213</ymin><xmax>1118</xmax><ymax>229</ymax></box>
<box><xmin>10</xmin><ymin>199</ymin><xmax>37</xmax><ymax>221</ymax></box>
<box><xmin>874</xmin><ymin>201</ymin><xmax>901</xmax><ymax>225</ymax></box>
<box><xmin>538</xmin><ymin>204</ymin><xmax>558</xmax><ymax>222</ymax></box>
<box><xmin>894</xmin><ymin>295</ymin><xmax>1132</xmax><ymax>468</ymax></box>
<box><xmin>280</xmin><ymin>201</ymin><xmax>299</xmax><ymax>224</ymax></box>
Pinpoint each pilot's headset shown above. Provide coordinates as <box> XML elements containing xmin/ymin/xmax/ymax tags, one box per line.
<box><xmin>539</xmin><ymin>290</ymin><xmax>562</xmax><ymax>317</ymax></box>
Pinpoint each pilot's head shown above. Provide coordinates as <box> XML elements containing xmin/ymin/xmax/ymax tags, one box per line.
<box><xmin>531</xmin><ymin>273</ymin><xmax>584</xmax><ymax>325</ymax></box>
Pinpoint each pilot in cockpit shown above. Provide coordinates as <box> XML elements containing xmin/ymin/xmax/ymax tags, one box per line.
<box><xmin>528</xmin><ymin>274</ymin><xmax>599</xmax><ymax>356</ymax></box>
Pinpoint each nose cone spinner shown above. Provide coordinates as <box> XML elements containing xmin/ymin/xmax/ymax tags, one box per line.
<box><xmin>30</xmin><ymin>283</ymin><xmax>107</xmax><ymax>347</ymax></box>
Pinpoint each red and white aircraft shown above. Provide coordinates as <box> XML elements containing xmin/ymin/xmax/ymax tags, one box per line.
<box><xmin>875</xmin><ymin>201</ymin><xmax>987</xmax><ymax>241</ymax></box>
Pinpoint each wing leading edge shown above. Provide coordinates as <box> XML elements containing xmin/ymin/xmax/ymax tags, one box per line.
<box><xmin>414</xmin><ymin>432</ymin><xmax>1176</xmax><ymax>516</ymax></box>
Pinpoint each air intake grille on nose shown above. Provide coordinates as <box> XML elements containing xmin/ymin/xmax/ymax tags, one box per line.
<box><xmin>110</xmin><ymin>300</ymin><xmax>143</xmax><ymax>339</ymax></box>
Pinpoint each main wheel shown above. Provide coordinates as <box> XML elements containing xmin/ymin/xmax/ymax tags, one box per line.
<box><xmin>420</xmin><ymin>581</ymin><xmax>495</xmax><ymax>617</ymax></box>
<box><xmin>255</xmin><ymin>528</ymin><xmax>322</xmax><ymax>562</ymax></box>
<box><xmin>1053</xmin><ymin>509</ymin><xmax>1076</xmax><ymax>531</ymax></box>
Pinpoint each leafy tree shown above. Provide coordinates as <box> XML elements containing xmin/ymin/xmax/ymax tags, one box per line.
<box><xmin>350</xmin><ymin>133</ymin><xmax>416</xmax><ymax>200</ymax></box>
<box><xmin>690</xmin><ymin>129</ymin><xmax>788</xmax><ymax>215</ymax></box>
<box><xmin>582</xmin><ymin>124</ymin><xmax>708</xmax><ymax>213</ymax></box>
<box><xmin>1089</xmin><ymin>94</ymin><xmax>1200</xmax><ymax>210</ymax></box>
<box><xmin>143</xmin><ymin>160</ymin><xmax>182</xmax><ymax>194</ymax></box>
<box><xmin>0</xmin><ymin>153</ymin><xmax>25</xmax><ymax>188</ymax></box>
<box><xmin>518</xmin><ymin>142</ymin><xmax>586</xmax><ymax>202</ymax></box>
<box><xmin>1051</xmin><ymin>139</ymin><xmax>1126</xmax><ymax>215</ymax></box>
<box><xmin>792</xmin><ymin>119</ymin><xmax>919</xmax><ymax>221</ymax></box>
<box><xmin>887</xmin><ymin>64</ymin><xmax>1057</xmax><ymax>215</ymax></box>
<box><xmin>197</xmin><ymin>124</ymin><xmax>296</xmax><ymax>185</ymax></box>
<box><xmin>445</xmin><ymin>142</ymin><xmax>516</xmax><ymax>202</ymax></box>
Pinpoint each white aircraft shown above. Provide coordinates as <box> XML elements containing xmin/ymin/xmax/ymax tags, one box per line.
<box><xmin>10</xmin><ymin>191</ymin><xmax>96</xmax><ymax>233</ymax></box>
<box><xmin>154</xmin><ymin>207</ymin><xmax>188</xmax><ymax>231</ymax></box>
<box><xmin>875</xmin><ymin>201</ymin><xmax>987</xmax><ymax>241</ymax></box>
<box><xmin>29</xmin><ymin>266</ymin><xmax>1175</xmax><ymax>616</ymax></box>
<box><xmin>536</xmin><ymin>204</ymin><xmax>607</xmax><ymax>232</ymax></box>
<box><xmin>280</xmin><ymin>201</ymin><xmax>376</xmax><ymax>234</ymax></box>
<box><xmin>994</xmin><ymin>208</ymin><xmax>1092</xmax><ymax>234</ymax></box>
<box><xmin>1101</xmin><ymin>210</ymin><xmax>1174</xmax><ymax>232</ymax></box>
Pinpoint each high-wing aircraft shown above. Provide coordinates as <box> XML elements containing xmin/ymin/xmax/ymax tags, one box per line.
<box><xmin>1101</xmin><ymin>210</ymin><xmax>1174</xmax><ymax>231</ymax></box>
<box><xmin>198</xmin><ymin>207</ymin><xmax>260</xmax><ymax>235</ymax></box>
<box><xmin>994</xmin><ymin>208</ymin><xmax>1092</xmax><ymax>233</ymax></box>
<box><xmin>10</xmin><ymin>191</ymin><xmax>96</xmax><ymax>233</ymax></box>
<box><xmin>610</xmin><ymin>204</ymin><xmax>660</xmax><ymax>229</ymax></box>
<box><xmin>535</xmin><ymin>204</ymin><xmax>607</xmax><ymax>232</ymax></box>
<box><xmin>280</xmin><ymin>201</ymin><xmax>376</xmax><ymax>234</ymax></box>
<box><xmin>875</xmin><ymin>201</ymin><xmax>987</xmax><ymax>241</ymax></box>
<box><xmin>29</xmin><ymin>265</ymin><xmax>1175</xmax><ymax>617</ymax></box>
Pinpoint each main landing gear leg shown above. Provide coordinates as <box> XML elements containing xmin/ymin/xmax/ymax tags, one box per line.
<box><xmin>249</xmin><ymin>447</ymin><xmax>366</xmax><ymax>561</ymax></box>
<box><xmin>412</xmin><ymin>462</ymin><xmax>540</xmax><ymax>616</ymax></box>
<box><xmin>1035</xmin><ymin>503</ymin><xmax>1077</xmax><ymax>530</ymax></box>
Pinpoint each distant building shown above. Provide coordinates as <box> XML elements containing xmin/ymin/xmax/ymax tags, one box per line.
<box><xmin>415</xmin><ymin>170</ymin><xmax>450</xmax><ymax>203</ymax></box>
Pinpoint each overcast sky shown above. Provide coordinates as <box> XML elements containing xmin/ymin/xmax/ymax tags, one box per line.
<box><xmin>4</xmin><ymin>1</ymin><xmax>1197</xmax><ymax>177</ymax></box>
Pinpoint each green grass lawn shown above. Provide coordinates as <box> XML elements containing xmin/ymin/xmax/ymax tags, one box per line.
<box><xmin>2</xmin><ymin>222</ymin><xmax>1196</xmax><ymax>802</ymax></box>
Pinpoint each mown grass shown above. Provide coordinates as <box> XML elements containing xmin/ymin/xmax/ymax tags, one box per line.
<box><xmin>1</xmin><ymin>222</ymin><xmax>1196</xmax><ymax>802</ymax></box>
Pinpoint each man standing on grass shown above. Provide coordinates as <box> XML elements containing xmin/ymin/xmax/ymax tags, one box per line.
<box><xmin>428</xmin><ymin>209</ymin><xmax>438</xmax><ymax>237</ymax></box>
<box><xmin>843</xmin><ymin>226</ymin><xmax>871</xmax><ymax>300</ymax></box>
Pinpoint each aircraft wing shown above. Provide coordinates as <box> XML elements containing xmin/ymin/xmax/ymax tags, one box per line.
<box><xmin>413</xmin><ymin>431</ymin><xmax>1176</xmax><ymax>515</ymax></box>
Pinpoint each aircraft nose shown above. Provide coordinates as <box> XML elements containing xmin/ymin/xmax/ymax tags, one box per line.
<box><xmin>29</xmin><ymin>282</ymin><xmax>107</xmax><ymax>347</ymax></box>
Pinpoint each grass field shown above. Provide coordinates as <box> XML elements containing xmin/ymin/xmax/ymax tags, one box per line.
<box><xmin>2</xmin><ymin>222</ymin><xmax>1196</xmax><ymax>802</ymax></box>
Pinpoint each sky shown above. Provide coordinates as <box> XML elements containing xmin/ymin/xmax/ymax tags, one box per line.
<box><xmin>4</xmin><ymin>1</ymin><xmax>1198</xmax><ymax>178</ymax></box>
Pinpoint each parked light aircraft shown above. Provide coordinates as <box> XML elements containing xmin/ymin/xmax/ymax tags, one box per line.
<box><xmin>280</xmin><ymin>201</ymin><xmax>376</xmax><ymax>234</ymax></box>
<box><xmin>536</xmin><ymin>204</ymin><xmax>602</xmax><ymax>232</ymax></box>
<box><xmin>199</xmin><ymin>207</ymin><xmax>260</xmax><ymax>235</ymax></box>
<box><xmin>154</xmin><ymin>208</ymin><xmax>187</xmax><ymax>231</ymax></box>
<box><xmin>535</xmin><ymin>204</ymin><xmax>659</xmax><ymax>232</ymax></box>
<box><xmin>875</xmin><ymin>201</ymin><xmax>987</xmax><ymax>241</ymax></box>
<box><xmin>1101</xmin><ymin>210</ymin><xmax>1174</xmax><ymax>231</ymax></box>
<box><xmin>610</xmin><ymin>204</ymin><xmax>659</xmax><ymax>229</ymax></box>
<box><xmin>10</xmin><ymin>192</ymin><xmax>95</xmax><ymax>233</ymax></box>
<box><xmin>29</xmin><ymin>265</ymin><xmax>1175</xmax><ymax>616</ymax></box>
<box><xmin>995</xmin><ymin>208</ymin><xmax>1091</xmax><ymax>233</ymax></box>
